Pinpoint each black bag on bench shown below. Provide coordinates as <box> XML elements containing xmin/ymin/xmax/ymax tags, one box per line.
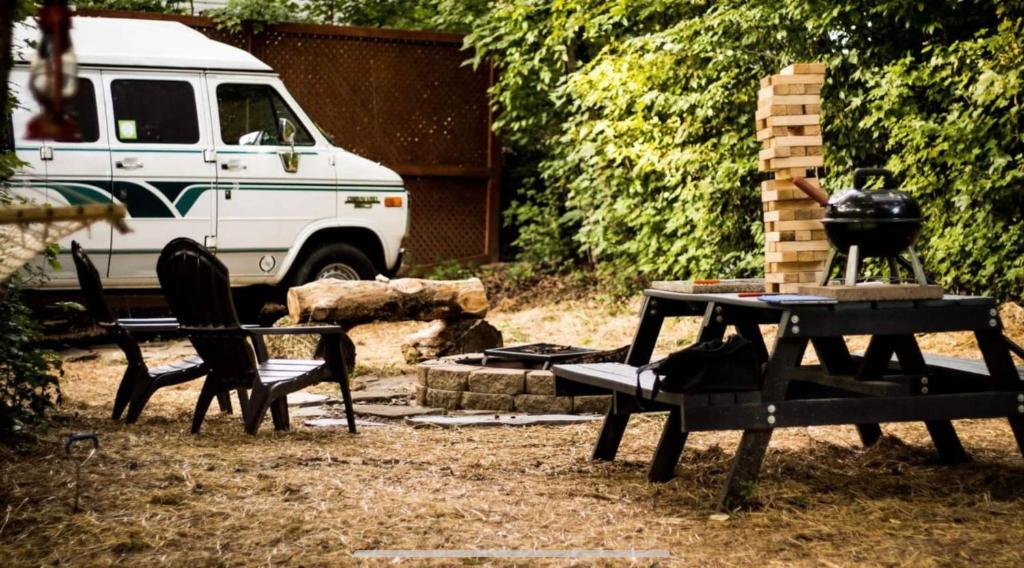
<box><xmin>635</xmin><ymin>335</ymin><xmax>761</xmax><ymax>406</ymax></box>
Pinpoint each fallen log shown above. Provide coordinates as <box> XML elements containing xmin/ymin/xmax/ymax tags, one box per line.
<box><xmin>401</xmin><ymin>319</ymin><xmax>503</xmax><ymax>364</ymax></box>
<box><xmin>287</xmin><ymin>277</ymin><xmax>488</xmax><ymax>325</ymax></box>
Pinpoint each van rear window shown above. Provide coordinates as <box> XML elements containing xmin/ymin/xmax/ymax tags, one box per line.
<box><xmin>111</xmin><ymin>80</ymin><xmax>199</xmax><ymax>144</ymax></box>
<box><xmin>216</xmin><ymin>83</ymin><xmax>314</xmax><ymax>146</ymax></box>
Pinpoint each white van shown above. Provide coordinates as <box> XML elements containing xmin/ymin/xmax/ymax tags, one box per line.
<box><xmin>6</xmin><ymin>17</ymin><xmax>408</xmax><ymax>292</ymax></box>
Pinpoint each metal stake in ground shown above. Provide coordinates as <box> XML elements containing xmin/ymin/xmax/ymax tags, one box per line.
<box><xmin>64</xmin><ymin>433</ymin><xmax>99</xmax><ymax>513</ymax></box>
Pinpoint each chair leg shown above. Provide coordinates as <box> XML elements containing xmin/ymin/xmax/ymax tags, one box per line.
<box><xmin>216</xmin><ymin>391</ymin><xmax>233</xmax><ymax>414</ymax></box>
<box><xmin>236</xmin><ymin>389</ymin><xmax>250</xmax><ymax>420</ymax></box>
<box><xmin>125</xmin><ymin>381</ymin><xmax>158</xmax><ymax>424</ymax></box>
<box><xmin>244</xmin><ymin>388</ymin><xmax>271</xmax><ymax>435</ymax></box>
<box><xmin>191</xmin><ymin>379</ymin><xmax>221</xmax><ymax>434</ymax></box>
<box><xmin>112</xmin><ymin>365</ymin><xmax>143</xmax><ymax>420</ymax></box>
<box><xmin>269</xmin><ymin>397</ymin><xmax>291</xmax><ymax>431</ymax></box>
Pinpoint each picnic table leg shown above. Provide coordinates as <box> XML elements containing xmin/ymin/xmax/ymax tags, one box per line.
<box><xmin>891</xmin><ymin>335</ymin><xmax>970</xmax><ymax>463</ymax></box>
<box><xmin>592</xmin><ymin>406</ymin><xmax>630</xmax><ymax>461</ymax></box>
<box><xmin>647</xmin><ymin>406</ymin><xmax>688</xmax><ymax>482</ymax></box>
<box><xmin>719</xmin><ymin>429</ymin><xmax>773</xmax><ymax>510</ymax></box>
<box><xmin>975</xmin><ymin>329</ymin><xmax>1024</xmax><ymax>458</ymax></box>
<box><xmin>718</xmin><ymin>334</ymin><xmax>805</xmax><ymax>509</ymax></box>
<box><xmin>643</xmin><ymin>303</ymin><xmax>728</xmax><ymax>479</ymax></box>
<box><xmin>591</xmin><ymin>296</ymin><xmax>666</xmax><ymax>462</ymax></box>
<box><xmin>816</xmin><ymin>336</ymin><xmax>883</xmax><ymax>446</ymax></box>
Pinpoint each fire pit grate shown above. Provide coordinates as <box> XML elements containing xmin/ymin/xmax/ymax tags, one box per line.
<box><xmin>483</xmin><ymin>343</ymin><xmax>599</xmax><ymax>369</ymax></box>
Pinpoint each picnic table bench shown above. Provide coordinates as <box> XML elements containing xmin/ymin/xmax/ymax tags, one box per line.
<box><xmin>553</xmin><ymin>291</ymin><xmax>1024</xmax><ymax>510</ymax></box>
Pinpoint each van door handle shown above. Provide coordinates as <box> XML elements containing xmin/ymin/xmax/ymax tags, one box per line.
<box><xmin>115</xmin><ymin>157</ymin><xmax>143</xmax><ymax>170</ymax></box>
<box><xmin>220</xmin><ymin>160</ymin><xmax>246</xmax><ymax>171</ymax></box>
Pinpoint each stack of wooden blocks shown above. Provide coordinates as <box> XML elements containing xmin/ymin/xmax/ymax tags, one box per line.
<box><xmin>756</xmin><ymin>63</ymin><xmax>828</xmax><ymax>293</ymax></box>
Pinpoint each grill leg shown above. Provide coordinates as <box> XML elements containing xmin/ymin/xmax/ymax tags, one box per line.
<box><xmin>844</xmin><ymin>245</ymin><xmax>860</xmax><ymax>286</ymax></box>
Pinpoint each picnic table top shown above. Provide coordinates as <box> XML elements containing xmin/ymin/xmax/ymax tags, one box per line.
<box><xmin>642</xmin><ymin>290</ymin><xmax>996</xmax><ymax>310</ymax></box>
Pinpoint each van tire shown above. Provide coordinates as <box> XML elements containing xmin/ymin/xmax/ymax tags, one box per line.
<box><xmin>293</xmin><ymin>243</ymin><xmax>377</xmax><ymax>285</ymax></box>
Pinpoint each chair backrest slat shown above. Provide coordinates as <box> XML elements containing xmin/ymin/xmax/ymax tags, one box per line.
<box><xmin>157</xmin><ymin>238</ymin><xmax>258</xmax><ymax>389</ymax></box>
<box><xmin>71</xmin><ymin>241</ymin><xmax>116</xmax><ymax>324</ymax></box>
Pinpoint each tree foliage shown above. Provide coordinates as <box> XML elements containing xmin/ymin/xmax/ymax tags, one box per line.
<box><xmin>467</xmin><ymin>0</ymin><xmax>1024</xmax><ymax>299</ymax></box>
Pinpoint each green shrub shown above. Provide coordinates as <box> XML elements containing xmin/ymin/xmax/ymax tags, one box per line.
<box><xmin>468</xmin><ymin>0</ymin><xmax>1024</xmax><ymax>299</ymax></box>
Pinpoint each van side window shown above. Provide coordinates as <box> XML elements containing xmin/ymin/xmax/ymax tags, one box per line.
<box><xmin>53</xmin><ymin>78</ymin><xmax>100</xmax><ymax>143</ymax></box>
<box><xmin>216</xmin><ymin>84</ymin><xmax>314</xmax><ymax>146</ymax></box>
<box><xmin>111</xmin><ymin>80</ymin><xmax>199</xmax><ymax>144</ymax></box>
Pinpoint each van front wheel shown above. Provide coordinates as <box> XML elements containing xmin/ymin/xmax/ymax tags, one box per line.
<box><xmin>294</xmin><ymin>243</ymin><xmax>377</xmax><ymax>284</ymax></box>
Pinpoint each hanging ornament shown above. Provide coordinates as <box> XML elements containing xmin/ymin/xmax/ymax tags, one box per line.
<box><xmin>25</xmin><ymin>0</ymin><xmax>79</xmax><ymax>141</ymax></box>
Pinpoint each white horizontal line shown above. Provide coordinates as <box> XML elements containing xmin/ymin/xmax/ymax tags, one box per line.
<box><xmin>353</xmin><ymin>549</ymin><xmax>671</xmax><ymax>559</ymax></box>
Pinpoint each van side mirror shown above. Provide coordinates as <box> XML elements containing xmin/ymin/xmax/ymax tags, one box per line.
<box><xmin>278</xmin><ymin>117</ymin><xmax>296</xmax><ymax>146</ymax></box>
<box><xmin>277</xmin><ymin>118</ymin><xmax>299</xmax><ymax>173</ymax></box>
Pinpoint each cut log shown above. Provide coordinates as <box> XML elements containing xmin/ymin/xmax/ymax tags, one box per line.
<box><xmin>287</xmin><ymin>278</ymin><xmax>488</xmax><ymax>324</ymax></box>
<box><xmin>401</xmin><ymin>319</ymin><xmax>503</xmax><ymax>364</ymax></box>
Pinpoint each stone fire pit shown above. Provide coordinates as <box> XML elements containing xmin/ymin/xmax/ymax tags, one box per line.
<box><xmin>415</xmin><ymin>352</ymin><xmax>618</xmax><ymax>414</ymax></box>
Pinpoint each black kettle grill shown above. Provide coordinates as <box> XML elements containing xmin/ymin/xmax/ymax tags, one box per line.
<box><xmin>793</xmin><ymin>168</ymin><xmax>929</xmax><ymax>286</ymax></box>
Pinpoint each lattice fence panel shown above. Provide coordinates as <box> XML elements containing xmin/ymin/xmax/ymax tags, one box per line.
<box><xmin>403</xmin><ymin>177</ymin><xmax>487</xmax><ymax>264</ymax></box>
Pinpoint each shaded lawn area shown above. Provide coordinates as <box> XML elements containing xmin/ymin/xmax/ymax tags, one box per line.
<box><xmin>2</xmin><ymin>298</ymin><xmax>1024</xmax><ymax>566</ymax></box>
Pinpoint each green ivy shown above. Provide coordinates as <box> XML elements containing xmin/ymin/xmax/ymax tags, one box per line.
<box><xmin>466</xmin><ymin>0</ymin><xmax>1024</xmax><ymax>299</ymax></box>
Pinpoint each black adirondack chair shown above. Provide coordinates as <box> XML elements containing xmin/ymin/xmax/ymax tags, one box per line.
<box><xmin>156</xmin><ymin>237</ymin><xmax>356</xmax><ymax>435</ymax></box>
<box><xmin>70</xmin><ymin>241</ymin><xmax>235</xmax><ymax>422</ymax></box>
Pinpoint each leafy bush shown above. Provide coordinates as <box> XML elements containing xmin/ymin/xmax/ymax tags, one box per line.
<box><xmin>467</xmin><ymin>0</ymin><xmax>1024</xmax><ymax>299</ymax></box>
<box><xmin>0</xmin><ymin>278</ymin><xmax>62</xmax><ymax>439</ymax></box>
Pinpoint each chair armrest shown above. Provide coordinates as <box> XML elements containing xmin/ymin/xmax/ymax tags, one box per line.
<box><xmin>242</xmin><ymin>324</ymin><xmax>346</xmax><ymax>336</ymax></box>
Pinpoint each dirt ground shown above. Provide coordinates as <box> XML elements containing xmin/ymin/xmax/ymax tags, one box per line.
<box><xmin>2</xmin><ymin>297</ymin><xmax>1024</xmax><ymax>566</ymax></box>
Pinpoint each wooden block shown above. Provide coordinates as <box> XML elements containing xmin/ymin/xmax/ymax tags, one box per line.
<box><xmin>797</xmin><ymin>284</ymin><xmax>945</xmax><ymax>302</ymax></box>
<box><xmin>802</xmin><ymin>125</ymin><xmax>822</xmax><ymax>135</ymax></box>
<box><xmin>773</xmin><ymin>167</ymin><xmax>814</xmax><ymax>180</ymax></box>
<box><xmin>772</xmin><ymin>219</ymin><xmax>824</xmax><ymax>231</ymax></box>
<box><xmin>774</xmin><ymin>240</ymin><xmax>830</xmax><ymax>252</ymax></box>
<box><xmin>768</xmin><ymin>261</ymin><xmax>824</xmax><ymax>273</ymax></box>
<box><xmin>763</xmin><ymin>198</ymin><xmax>820</xmax><ymax>211</ymax></box>
<box><xmin>790</xmin><ymin>146</ymin><xmax>807</xmax><ymax>157</ymax></box>
<box><xmin>794</xmin><ymin>230</ymin><xmax>813</xmax><ymax>240</ymax></box>
<box><xmin>766</xmin><ymin>272</ymin><xmax>800</xmax><ymax>284</ymax></box>
<box><xmin>761</xmin><ymin>188</ymin><xmax>809</xmax><ymax>202</ymax></box>
<box><xmin>769</xmin><ymin>155</ymin><xmax>824</xmax><ymax>169</ymax></box>
<box><xmin>758</xmin><ymin>146</ymin><xmax>791</xmax><ymax>160</ymax></box>
<box><xmin>765</xmin><ymin>231</ymin><xmax>798</xmax><ymax>243</ymax></box>
<box><xmin>762</xmin><ymin>177</ymin><xmax>819</xmax><ymax>190</ymax></box>
<box><xmin>765</xmin><ymin>281</ymin><xmax>782</xmax><ymax>293</ymax></box>
<box><xmin>795</xmin><ymin>207</ymin><xmax>826</xmax><ymax>220</ymax></box>
<box><xmin>765</xmin><ymin>135</ymin><xmax>823</xmax><ymax>148</ymax></box>
<box><xmin>805</xmin><ymin>83</ymin><xmax>822</xmax><ymax>94</ymax></box>
<box><xmin>755</xmin><ymin>126</ymin><xmax>792</xmax><ymax>140</ymax></box>
<box><xmin>758</xmin><ymin>94</ymin><xmax>822</xmax><ymax>106</ymax></box>
<box><xmin>765</xmin><ymin>251</ymin><xmax>802</xmax><ymax>263</ymax></box>
<box><xmin>806</xmin><ymin>146</ymin><xmax>822</xmax><ymax>155</ymax></box>
<box><xmin>780</xmin><ymin>63</ymin><xmax>827</xmax><ymax>75</ymax></box>
<box><xmin>797</xmin><ymin>250</ymin><xmax>830</xmax><ymax>261</ymax></box>
<box><xmin>765</xmin><ymin>114</ymin><xmax>820</xmax><ymax>127</ymax></box>
<box><xmin>778</xmin><ymin>283</ymin><xmax>804</xmax><ymax>294</ymax></box>
<box><xmin>803</xmin><ymin>103</ymin><xmax>821</xmax><ymax>114</ymax></box>
<box><xmin>798</xmin><ymin>271</ymin><xmax>824</xmax><ymax>283</ymax></box>
<box><xmin>758</xmin><ymin>84</ymin><xmax>809</xmax><ymax>98</ymax></box>
<box><xmin>767</xmin><ymin>74</ymin><xmax>825</xmax><ymax>86</ymax></box>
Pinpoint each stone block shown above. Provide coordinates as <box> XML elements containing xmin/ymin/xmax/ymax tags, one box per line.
<box><xmin>425</xmin><ymin>388</ymin><xmax>462</xmax><ymax>410</ymax></box>
<box><xmin>573</xmin><ymin>395</ymin><xmax>612</xmax><ymax>414</ymax></box>
<box><xmin>414</xmin><ymin>385</ymin><xmax>427</xmax><ymax>406</ymax></box>
<box><xmin>467</xmin><ymin>367</ymin><xmax>526</xmax><ymax>395</ymax></box>
<box><xmin>416</xmin><ymin>365</ymin><xmax>430</xmax><ymax>387</ymax></box>
<box><xmin>427</xmin><ymin>364</ymin><xmax>474</xmax><ymax>391</ymax></box>
<box><xmin>525</xmin><ymin>370</ymin><xmax>556</xmax><ymax>395</ymax></box>
<box><xmin>514</xmin><ymin>394</ymin><xmax>573</xmax><ymax>414</ymax></box>
<box><xmin>460</xmin><ymin>391</ymin><xmax>515</xmax><ymax>411</ymax></box>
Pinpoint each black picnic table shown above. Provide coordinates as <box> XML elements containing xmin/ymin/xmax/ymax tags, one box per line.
<box><xmin>552</xmin><ymin>291</ymin><xmax>1024</xmax><ymax>509</ymax></box>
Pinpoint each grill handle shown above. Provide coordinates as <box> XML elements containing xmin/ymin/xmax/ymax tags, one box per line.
<box><xmin>792</xmin><ymin>177</ymin><xmax>830</xmax><ymax>207</ymax></box>
<box><xmin>853</xmin><ymin>167</ymin><xmax>896</xmax><ymax>190</ymax></box>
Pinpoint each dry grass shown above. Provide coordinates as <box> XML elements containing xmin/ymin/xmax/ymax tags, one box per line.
<box><xmin>2</xmin><ymin>298</ymin><xmax>1023</xmax><ymax>566</ymax></box>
